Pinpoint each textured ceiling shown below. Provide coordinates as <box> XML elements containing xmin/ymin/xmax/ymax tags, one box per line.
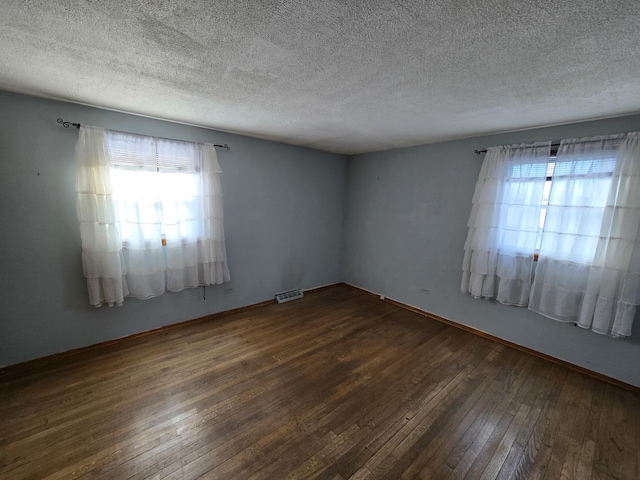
<box><xmin>1</xmin><ymin>0</ymin><xmax>640</xmax><ymax>154</ymax></box>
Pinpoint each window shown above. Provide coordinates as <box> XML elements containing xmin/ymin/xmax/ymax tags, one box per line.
<box><xmin>462</xmin><ymin>133</ymin><xmax>640</xmax><ymax>337</ymax></box>
<box><xmin>537</xmin><ymin>153</ymin><xmax>617</xmax><ymax>264</ymax></box>
<box><xmin>110</xmin><ymin>167</ymin><xmax>196</xmax><ymax>247</ymax></box>
<box><xmin>76</xmin><ymin>126</ymin><xmax>230</xmax><ymax>307</ymax></box>
<box><xmin>509</xmin><ymin>153</ymin><xmax>617</xmax><ymax>258</ymax></box>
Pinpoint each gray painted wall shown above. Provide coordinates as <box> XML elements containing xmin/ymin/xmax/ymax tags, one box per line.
<box><xmin>344</xmin><ymin>114</ymin><xmax>640</xmax><ymax>387</ymax></box>
<box><xmin>0</xmin><ymin>91</ymin><xmax>348</xmax><ymax>366</ymax></box>
<box><xmin>2</xmin><ymin>89</ymin><xmax>639</xmax><ymax>387</ymax></box>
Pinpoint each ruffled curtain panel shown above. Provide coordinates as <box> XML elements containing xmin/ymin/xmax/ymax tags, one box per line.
<box><xmin>462</xmin><ymin>142</ymin><xmax>550</xmax><ymax>306</ymax></box>
<box><xmin>76</xmin><ymin>126</ymin><xmax>230</xmax><ymax>307</ymax></box>
<box><xmin>462</xmin><ymin>133</ymin><xmax>640</xmax><ymax>337</ymax></box>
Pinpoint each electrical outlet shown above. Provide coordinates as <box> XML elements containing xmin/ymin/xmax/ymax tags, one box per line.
<box><xmin>421</xmin><ymin>288</ymin><xmax>430</xmax><ymax>295</ymax></box>
<box><xmin>224</xmin><ymin>287</ymin><xmax>233</xmax><ymax>294</ymax></box>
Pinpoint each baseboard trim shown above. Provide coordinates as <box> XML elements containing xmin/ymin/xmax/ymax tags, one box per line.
<box><xmin>5</xmin><ymin>282</ymin><xmax>636</xmax><ymax>393</ymax></box>
<box><xmin>347</xmin><ymin>283</ymin><xmax>640</xmax><ymax>393</ymax></box>
<box><xmin>0</xmin><ymin>299</ymin><xmax>266</xmax><ymax>375</ymax></box>
<box><xmin>1</xmin><ymin>283</ymin><xmax>340</xmax><ymax>375</ymax></box>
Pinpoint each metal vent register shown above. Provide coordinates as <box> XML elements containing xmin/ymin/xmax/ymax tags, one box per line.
<box><xmin>275</xmin><ymin>289</ymin><xmax>304</xmax><ymax>304</ymax></box>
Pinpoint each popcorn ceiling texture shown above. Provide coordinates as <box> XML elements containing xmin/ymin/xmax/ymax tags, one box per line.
<box><xmin>1</xmin><ymin>0</ymin><xmax>639</xmax><ymax>154</ymax></box>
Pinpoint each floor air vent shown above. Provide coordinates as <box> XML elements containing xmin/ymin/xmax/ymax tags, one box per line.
<box><xmin>275</xmin><ymin>289</ymin><xmax>304</xmax><ymax>304</ymax></box>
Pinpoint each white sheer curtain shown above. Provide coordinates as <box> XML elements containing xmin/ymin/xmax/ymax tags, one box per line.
<box><xmin>76</xmin><ymin>126</ymin><xmax>230</xmax><ymax>307</ymax></box>
<box><xmin>76</xmin><ymin>126</ymin><xmax>128</xmax><ymax>306</ymax></box>
<box><xmin>529</xmin><ymin>134</ymin><xmax>640</xmax><ymax>337</ymax></box>
<box><xmin>462</xmin><ymin>142</ymin><xmax>550</xmax><ymax>305</ymax></box>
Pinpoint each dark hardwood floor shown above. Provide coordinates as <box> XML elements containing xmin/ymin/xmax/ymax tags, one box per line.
<box><xmin>1</xmin><ymin>284</ymin><xmax>638</xmax><ymax>479</ymax></box>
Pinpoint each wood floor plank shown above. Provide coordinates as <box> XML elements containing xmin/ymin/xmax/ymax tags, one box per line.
<box><xmin>511</xmin><ymin>366</ymin><xmax>566</xmax><ymax>479</ymax></box>
<box><xmin>540</xmin><ymin>373</ymin><xmax>586</xmax><ymax>480</ymax></box>
<box><xmin>229</xmin><ymin>338</ymin><xmax>454</xmax><ymax>478</ymax></box>
<box><xmin>1</xmin><ymin>284</ymin><xmax>638</xmax><ymax>480</ymax></box>
<box><xmin>620</xmin><ymin>386</ymin><xmax>640</xmax><ymax>480</ymax></box>
<box><xmin>558</xmin><ymin>375</ymin><xmax>595</xmax><ymax>480</ymax></box>
<box><xmin>159</xmin><ymin>309</ymin><xmax>437</xmax><ymax>478</ymax></box>
<box><xmin>367</xmin><ymin>347</ymin><xmax>524</xmax><ymax>479</ymax></box>
<box><xmin>492</xmin><ymin>368</ymin><xmax>560</xmax><ymax>480</ymax></box>
<box><xmin>317</xmin><ymin>332</ymin><xmax>479</xmax><ymax>479</ymax></box>
<box><xmin>413</xmin><ymin>355</ymin><xmax>534</xmax><ymax>480</ymax></box>
<box><xmin>244</xmin><ymin>329</ymin><xmax>479</xmax><ymax>480</ymax></box>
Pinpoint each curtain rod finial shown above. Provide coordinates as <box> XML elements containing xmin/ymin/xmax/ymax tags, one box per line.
<box><xmin>57</xmin><ymin>118</ymin><xmax>80</xmax><ymax>129</ymax></box>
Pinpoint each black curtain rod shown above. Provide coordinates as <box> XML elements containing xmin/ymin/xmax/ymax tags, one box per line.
<box><xmin>475</xmin><ymin>143</ymin><xmax>561</xmax><ymax>155</ymax></box>
<box><xmin>56</xmin><ymin>118</ymin><xmax>231</xmax><ymax>151</ymax></box>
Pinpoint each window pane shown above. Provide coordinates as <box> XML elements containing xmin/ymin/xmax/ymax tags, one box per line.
<box><xmin>540</xmin><ymin>162</ymin><xmax>614</xmax><ymax>262</ymax></box>
<box><xmin>500</xmin><ymin>176</ymin><xmax>546</xmax><ymax>254</ymax></box>
<box><xmin>546</xmin><ymin>161</ymin><xmax>555</xmax><ymax>178</ymax></box>
<box><xmin>110</xmin><ymin>169</ymin><xmax>199</xmax><ymax>246</ymax></box>
<box><xmin>542</xmin><ymin>180</ymin><xmax>552</xmax><ymax>204</ymax></box>
<box><xmin>510</xmin><ymin>162</ymin><xmax>548</xmax><ymax>179</ymax></box>
<box><xmin>553</xmin><ymin>157</ymin><xmax>616</xmax><ymax>177</ymax></box>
